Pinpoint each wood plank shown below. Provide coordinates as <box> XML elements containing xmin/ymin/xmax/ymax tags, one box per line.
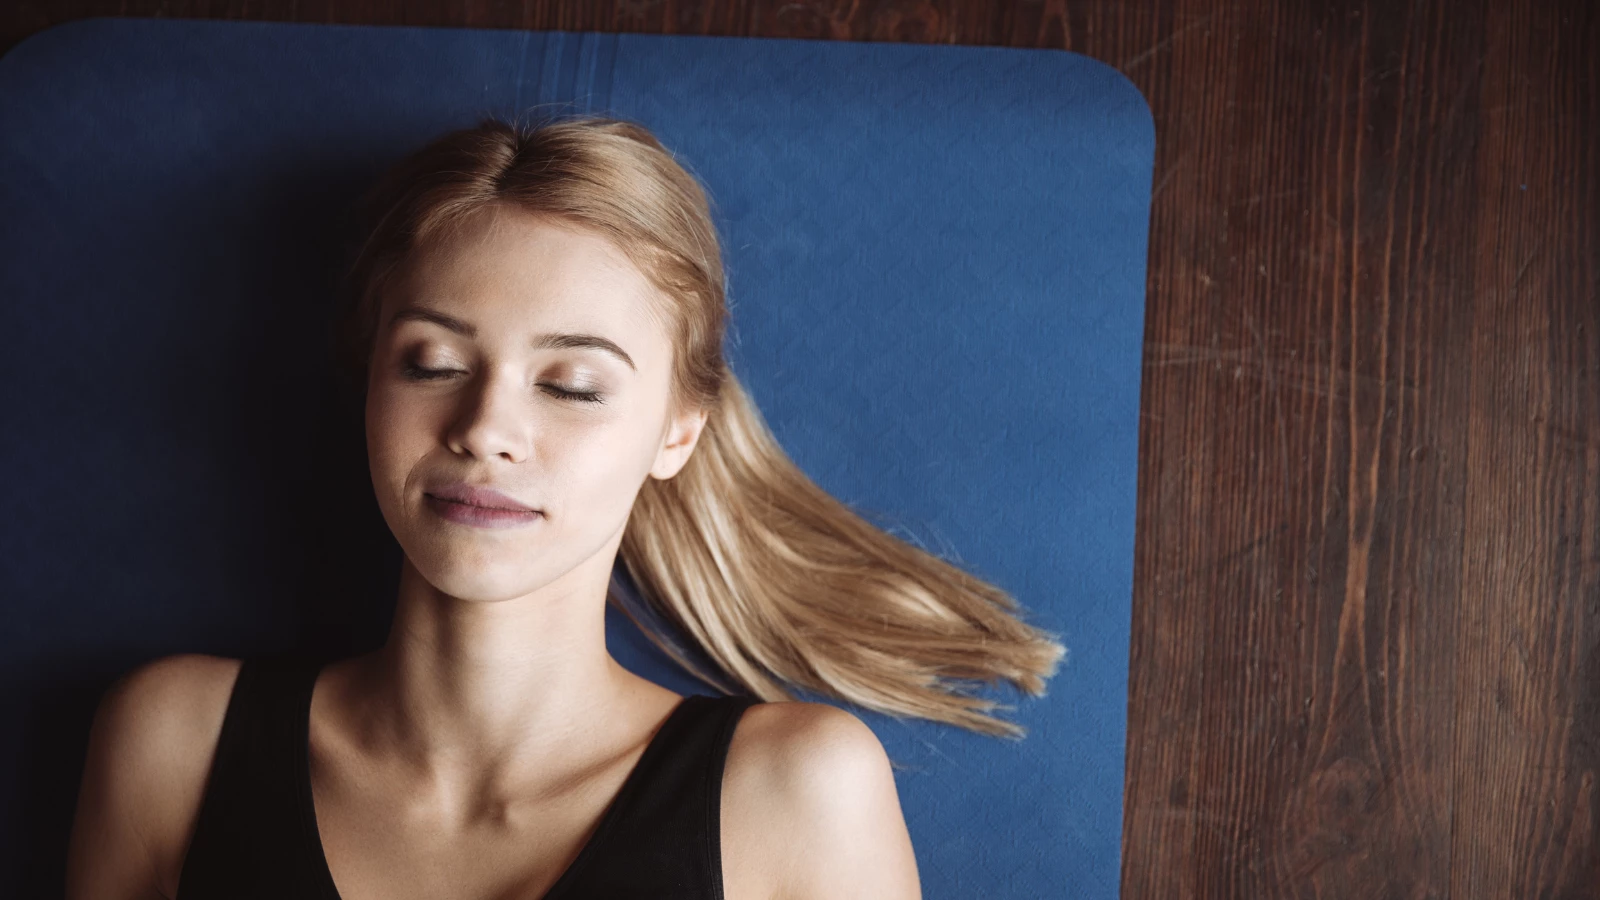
<box><xmin>1455</xmin><ymin>2</ymin><xmax>1600</xmax><ymax>896</ymax></box>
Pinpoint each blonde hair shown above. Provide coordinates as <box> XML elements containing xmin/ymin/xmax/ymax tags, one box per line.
<box><xmin>334</xmin><ymin>112</ymin><xmax>1064</xmax><ymax>737</ymax></box>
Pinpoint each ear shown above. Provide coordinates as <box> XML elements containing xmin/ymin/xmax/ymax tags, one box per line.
<box><xmin>649</xmin><ymin>404</ymin><xmax>710</xmax><ymax>481</ymax></box>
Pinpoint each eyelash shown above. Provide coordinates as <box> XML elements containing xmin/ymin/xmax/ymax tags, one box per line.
<box><xmin>399</xmin><ymin>362</ymin><xmax>606</xmax><ymax>405</ymax></box>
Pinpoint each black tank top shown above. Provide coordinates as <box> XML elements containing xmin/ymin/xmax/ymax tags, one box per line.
<box><xmin>176</xmin><ymin>655</ymin><xmax>759</xmax><ymax>899</ymax></box>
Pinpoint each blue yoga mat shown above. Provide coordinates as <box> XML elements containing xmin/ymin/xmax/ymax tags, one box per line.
<box><xmin>0</xmin><ymin>17</ymin><xmax>1153</xmax><ymax>898</ymax></box>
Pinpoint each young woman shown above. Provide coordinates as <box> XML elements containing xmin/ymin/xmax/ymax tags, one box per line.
<box><xmin>63</xmin><ymin>114</ymin><xmax>1064</xmax><ymax>900</ymax></box>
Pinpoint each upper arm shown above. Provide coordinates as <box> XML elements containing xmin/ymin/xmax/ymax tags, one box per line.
<box><xmin>65</xmin><ymin>653</ymin><xmax>241</xmax><ymax>900</ymax></box>
<box><xmin>722</xmin><ymin>702</ymin><xmax>921</xmax><ymax>900</ymax></box>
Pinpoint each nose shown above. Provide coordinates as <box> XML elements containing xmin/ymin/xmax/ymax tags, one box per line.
<box><xmin>444</xmin><ymin>366</ymin><xmax>533</xmax><ymax>463</ymax></box>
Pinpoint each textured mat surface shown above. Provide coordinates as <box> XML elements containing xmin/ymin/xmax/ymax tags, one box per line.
<box><xmin>0</xmin><ymin>18</ymin><xmax>1153</xmax><ymax>897</ymax></box>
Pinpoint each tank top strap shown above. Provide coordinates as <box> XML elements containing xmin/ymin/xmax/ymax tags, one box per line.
<box><xmin>177</xmin><ymin>653</ymin><xmax>334</xmax><ymax>899</ymax></box>
<box><xmin>545</xmin><ymin>692</ymin><xmax>761</xmax><ymax>900</ymax></box>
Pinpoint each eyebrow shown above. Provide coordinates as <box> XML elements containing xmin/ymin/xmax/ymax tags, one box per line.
<box><xmin>389</xmin><ymin>306</ymin><xmax>637</xmax><ymax>372</ymax></box>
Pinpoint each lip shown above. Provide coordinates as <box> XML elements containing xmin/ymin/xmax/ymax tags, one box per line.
<box><xmin>423</xmin><ymin>482</ymin><xmax>543</xmax><ymax>529</ymax></box>
<box><xmin>426</xmin><ymin>482</ymin><xmax>539</xmax><ymax>512</ymax></box>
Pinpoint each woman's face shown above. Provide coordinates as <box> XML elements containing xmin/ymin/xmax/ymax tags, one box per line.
<box><xmin>364</xmin><ymin>202</ymin><xmax>706</xmax><ymax>604</ymax></box>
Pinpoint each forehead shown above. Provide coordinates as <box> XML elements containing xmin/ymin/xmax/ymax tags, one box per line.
<box><xmin>388</xmin><ymin>203</ymin><xmax>668</xmax><ymax>340</ymax></box>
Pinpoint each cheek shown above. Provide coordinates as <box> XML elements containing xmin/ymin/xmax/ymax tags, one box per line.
<box><xmin>364</xmin><ymin>384</ymin><xmax>436</xmax><ymax>501</ymax></box>
<box><xmin>542</xmin><ymin>416</ymin><xmax>659</xmax><ymax>518</ymax></box>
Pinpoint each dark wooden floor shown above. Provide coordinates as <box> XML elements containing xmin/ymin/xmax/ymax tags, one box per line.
<box><xmin>7</xmin><ymin>1</ymin><xmax>1596</xmax><ymax>897</ymax></box>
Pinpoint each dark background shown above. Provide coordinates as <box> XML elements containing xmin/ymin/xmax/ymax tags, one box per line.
<box><xmin>5</xmin><ymin>1</ymin><xmax>1596</xmax><ymax>898</ymax></box>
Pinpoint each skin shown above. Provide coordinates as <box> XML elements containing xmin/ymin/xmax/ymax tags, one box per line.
<box><xmin>64</xmin><ymin>203</ymin><xmax>922</xmax><ymax>900</ymax></box>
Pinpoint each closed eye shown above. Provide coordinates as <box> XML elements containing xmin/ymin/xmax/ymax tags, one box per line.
<box><xmin>400</xmin><ymin>362</ymin><xmax>458</xmax><ymax>382</ymax></box>
<box><xmin>400</xmin><ymin>363</ymin><xmax>606</xmax><ymax>405</ymax></box>
<box><xmin>541</xmin><ymin>384</ymin><xmax>606</xmax><ymax>404</ymax></box>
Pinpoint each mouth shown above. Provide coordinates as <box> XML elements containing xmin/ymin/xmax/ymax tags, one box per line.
<box><xmin>423</xmin><ymin>492</ymin><xmax>544</xmax><ymax>529</ymax></box>
<box><xmin>424</xmin><ymin>483</ymin><xmax>540</xmax><ymax>513</ymax></box>
<box><xmin>427</xmin><ymin>495</ymin><xmax>528</xmax><ymax>512</ymax></box>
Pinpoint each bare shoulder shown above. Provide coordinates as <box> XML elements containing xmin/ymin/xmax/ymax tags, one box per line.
<box><xmin>66</xmin><ymin>653</ymin><xmax>244</xmax><ymax>900</ymax></box>
<box><xmin>725</xmin><ymin>701</ymin><xmax>891</xmax><ymax>791</ymax></box>
<box><xmin>721</xmin><ymin>701</ymin><xmax>921</xmax><ymax>900</ymax></box>
<box><xmin>87</xmin><ymin>653</ymin><xmax>244</xmax><ymax>782</ymax></box>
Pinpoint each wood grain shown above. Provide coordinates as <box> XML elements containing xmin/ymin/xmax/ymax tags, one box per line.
<box><xmin>1455</xmin><ymin>2</ymin><xmax>1600</xmax><ymax>897</ymax></box>
<box><xmin>4</xmin><ymin>1</ymin><xmax>1596</xmax><ymax>896</ymax></box>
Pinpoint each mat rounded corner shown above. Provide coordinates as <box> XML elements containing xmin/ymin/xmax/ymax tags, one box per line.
<box><xmin>0</xmin><ymin>16</ymin><xmax>128</xmax><ymax>81</ymax></box>
<box><xmin>1070</xmin><ymin>52</ymin><xmax>1158</xmax><ymax>161</ymax></box>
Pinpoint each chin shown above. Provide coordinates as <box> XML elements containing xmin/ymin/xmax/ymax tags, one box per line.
<box><xmin>422</xmin><ymin>565</ymin><xmax>546</xmax><ymax>604</ymax></box>
<box><xmin>399</xmin><ymin>539</ymin><xmax>542</xmax><ymax>600</ymax></box>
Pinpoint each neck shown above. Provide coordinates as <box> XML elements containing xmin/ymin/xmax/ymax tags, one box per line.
<box><xmin>357</xmin><ymin>533</ymin><xmax>637</xmax><ymax>775</ymax></box>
